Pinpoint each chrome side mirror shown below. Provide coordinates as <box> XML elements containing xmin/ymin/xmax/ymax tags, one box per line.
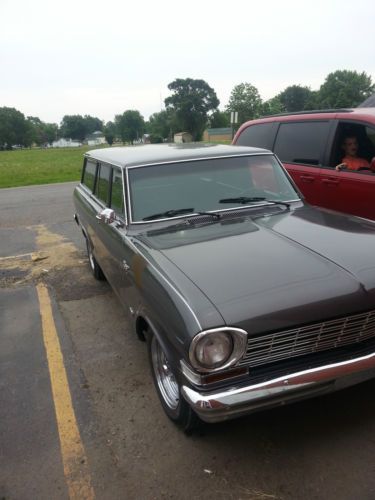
<box><xmin>96</xmin><ymin>208</ymin><xmax>116</xmax><ymax>224</ymax></box>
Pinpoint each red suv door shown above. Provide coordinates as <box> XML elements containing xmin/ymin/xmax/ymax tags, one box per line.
<box><xmin>272</xmin><ymin>120</ymin><xmax>331</xmax><ymax>206</ymax></box>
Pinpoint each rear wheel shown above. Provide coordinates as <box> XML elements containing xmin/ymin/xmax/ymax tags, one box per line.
<box><xmin>148</xmin><ymin>331</ymin><xmax>199</xmax><ymax>432</ymax></box>
<box><xmin>86</xmin><ymin>238</ymin><xmax>105</xmax><ymax>280</ymax></box>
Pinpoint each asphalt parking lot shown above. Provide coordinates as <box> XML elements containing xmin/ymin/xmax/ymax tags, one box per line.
<box><xmin>1</xmin><ymin>182</ymin><xmax>375</xmax><ymax>500</ymax></box>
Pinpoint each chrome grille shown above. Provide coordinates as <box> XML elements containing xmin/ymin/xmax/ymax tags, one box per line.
<box><xmin>240</xmin><ymin>310</ymin><xmax>375</xmax><ymax>367</ymax></box>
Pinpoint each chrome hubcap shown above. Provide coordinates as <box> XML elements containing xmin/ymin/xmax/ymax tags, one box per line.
<box><xmin>151</xmin><ymin>336</ymin><xmax>179</xmax><ymax>410</ymax></box>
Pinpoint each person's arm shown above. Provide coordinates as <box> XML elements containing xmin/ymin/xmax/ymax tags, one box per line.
<box><xmin>335</xmin><ymin>163</ymin><xmax>347</xmax><ymax>171</ymax></box>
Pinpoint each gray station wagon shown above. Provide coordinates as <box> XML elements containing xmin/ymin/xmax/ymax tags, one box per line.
<box><xmin>74</xmin><ymin>143</ymin><xmax>375</xmax><ymax>431</ymax></box>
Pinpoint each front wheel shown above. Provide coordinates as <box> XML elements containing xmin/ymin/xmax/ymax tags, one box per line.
<box><xmin>147</xmin><ymin>332</ymin><xmax>199</xmax><ymax>432</ymax></box>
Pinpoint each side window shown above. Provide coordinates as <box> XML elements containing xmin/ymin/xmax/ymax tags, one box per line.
<box><xmin>274</xmin><ymin>121</ymin><xmax>330</xmax><ymax>166</ymax></box>
<box><xmin>330</xmin><ymin>123</ymin><xmax>375</xmax><ymax>168</ymax></box>
<box><xmin>236</xmin><ymin>123</ymin><xmax>276</xmax><ymax>150</ymax></box>
<box><xmin>95</xmin><ymin>163</ymin><xmax>111</xmax><ymax>205</ymax></box>
<box><xmin>82</xmin><ymin>159</ymin><xmax>97</xmax><ymax>192</ymax></box>
<box><xmin>111</xmin><ymin>168</ymin><xmax>125</xmax><ymax>217</ymax></box>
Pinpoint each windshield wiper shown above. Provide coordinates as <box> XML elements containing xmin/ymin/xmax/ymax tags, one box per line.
<box><xmin>219</xmin><ymin>196</ymin><xmax>267</xmax><ymax>204</ymax></box>
<box><xmin>143</xmin><ymin>208</ymin><xmax>194</xmax><ymax>221</ymax></box>
<box><xmin>219</xmin><ymin>196</ymin><xmax>290</xmax><ymax>209</ymax></box>
<box><xmin>264</xmin><ymin>199</ymin><xmax>290</xmax><ymax>209</ymax></box>
<box><xmin>195</xmin><ymin>210</ymin><xmax>221</xmax><ymax>219</ymax></box>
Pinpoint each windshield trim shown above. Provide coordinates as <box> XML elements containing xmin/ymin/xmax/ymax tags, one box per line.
<box><xmin>131</xmin><ymin>202</ymin><xmax>300</xmax><ymax>225</ymax></box>
<box><xmin>125</xmin><ymin>153</ymin><xmax>300</xmax><ymax>224</ymax></box>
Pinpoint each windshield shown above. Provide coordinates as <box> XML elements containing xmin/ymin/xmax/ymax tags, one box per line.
<box><xmin>128</xmin><ymin>154</ymin><xmax>299</xmax><ymax>222</ymax></box>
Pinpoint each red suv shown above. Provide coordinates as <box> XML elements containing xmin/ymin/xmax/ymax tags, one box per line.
<box><xmin>233</xmin><ymin>108</ymin><xmax>375</xmax><ymax>220</ymax></box>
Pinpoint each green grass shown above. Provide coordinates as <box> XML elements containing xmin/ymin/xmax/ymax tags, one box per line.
<box><xmin>0</xmin><ymin>141</ymin><xmax>233</xmax><ymax>189</ymax></box>
<box><xmin>0</xmin><ymin>146</ymin><xmax>95</xmax><ymax>188</ymax></box>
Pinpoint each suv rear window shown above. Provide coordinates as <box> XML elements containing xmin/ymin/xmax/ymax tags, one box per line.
<box><xmin>274</xmin><ymin>121</ymin><xmax>329</xmax><ymax>166</ymax></box>
<box><xmin>235</xmin><ymin>122</ymin><xmax>275</xmax><ymax>149</ymax></box>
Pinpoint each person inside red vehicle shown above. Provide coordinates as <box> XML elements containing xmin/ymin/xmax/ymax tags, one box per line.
<box><xmin>336</xmin><ymin>135</ymin><xmax>375</xmax><ymax>172</ymax></box>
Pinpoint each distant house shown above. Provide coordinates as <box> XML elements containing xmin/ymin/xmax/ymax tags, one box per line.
<box><xmin>51</xmin><ymin>138</ymin><xmax>82</xmax><ymax>148</ymax></box>
<box><xmin>358</xmin><ymin>94</ymin><xmax>375</xmax><ymax>107</ymax></box>
<box><xmin>87</xmin><ymin>131</ymin><xmax>106</xmax><ymax>146</ymax></box>
<box><xmin>203</xmin><ymin>127</ymin><xmax>232</xmax><ymax>142</ymax></box>
<box><xmin>174</xmin><ymin>132</ymin><xmax>193</xmax><ymax>143</ymax></box>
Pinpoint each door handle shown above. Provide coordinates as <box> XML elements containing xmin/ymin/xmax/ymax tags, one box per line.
<box><xmin>300</xmin><ymin>175</ymin><xmax>314</xmax><ymax>183</ymax></box>
<box><xmin>321</xmin><ymin>178</ymin><xmax>339</xmax><ymax>186</ymax></box>
<box><xmin>122</xmin><ymin>259</ymin><xmax>130</xmax><ymax>272</ymax></box>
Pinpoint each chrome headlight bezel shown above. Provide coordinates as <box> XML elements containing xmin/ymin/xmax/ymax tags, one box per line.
<box><xmin>189</xmin><ymin>327</ymin><xmax>248</xmax><ymax>373</ymax></box>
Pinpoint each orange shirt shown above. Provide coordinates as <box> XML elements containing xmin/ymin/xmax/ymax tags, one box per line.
<box><xmin>342</xmin><ymin>156</ymin><xmax>370</xmax><ymax>170</ymax></box>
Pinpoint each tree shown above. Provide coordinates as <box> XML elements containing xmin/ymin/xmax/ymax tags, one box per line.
<box><xmin>261</xmin><ymin>96</ymin><xmax>285</xmax><ymax>116</ymax></box>
<box><xmin>104</xmin><ymin>121</ymin><xmax>116</xmax><ymax>146</ymax></box>
<box><xmin>84</xmin><ymin>115</ymin><xmax>103</xmax><ymax>134</ymax></box>
<box><xmin>60</xmin><ymin>114</ymin><xmax>103</xmax><ymax>141</ymax></box>
<box><xmin>115</xmin><ymin>110</ymin><xmax>144</xmax><ymax>144</ymax></box>
<box><xmin>165</xmin><ymin>78</ymin><xmax>219</xmax><ymax>141</ymax></box>
<box><xmin>209</xmin><ymin>110</ymin><xmax>229</xmax><ymax>128</ymax></box>
<box><xmin>44</xmin><ymin>123</ymin><xmax>59</xmax><ymax>144</ymax></box>
<box><xmin>0</xmin><ymin>107</ymin><xmax>31</xmax><ymax>149</ymax></box>
<box><xmin>317</xmin><ymin>70</ymin><xmax>375</xmax><ymax>109</ymax></box>
<box><xmin>27</xmin><ymin>116</ymin><xmax>58</xmax><ymax>146</ymax></box>
<box><xmin>278</xmin><ymin>85</ymin><xmax>314</xmax><ymax>112</ymax></box>
<box><xmin>148</xmin><ymin>110</ymin><xmax>173</xmax><ymax>140</ymax></box>
<box><xmin>226</xmin><ymin>83</ymin><xmax>262</xmax><ymax>126</ymax></box>
<box><xmin>60</xmin><ymin>115</ymin><xmax>87</xmax><ymax>141</ymax></box>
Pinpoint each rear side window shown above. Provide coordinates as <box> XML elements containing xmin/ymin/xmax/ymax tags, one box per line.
<box><xmin>111</xmin><ymin>168</ymin><xmax>124</xmax><ymax>216</ymax></box>
<box><xmin>274</xmin><ymin>121</ymin><xmax>330</xmax><ymax>166</ymax></box>
<box><xmin>96</xmin><ymin>163</ymin><xmax>111</xmax><ymax>205</ymax></box>
<box><xmin>236</xmin><ymin>123</ymin><xmax>275</xmax><ymax>150</ymax></box>
<box><xmin>82</xmin><ymin>159</ymin><xmax>97</xmax><ymax>191</ymax></box>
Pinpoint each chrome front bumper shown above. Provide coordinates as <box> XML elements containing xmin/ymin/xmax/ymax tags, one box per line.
<box><xmin>181</xmin><ymin>351</ymin><xmax>375</xmax><ymax>423</ymax></box>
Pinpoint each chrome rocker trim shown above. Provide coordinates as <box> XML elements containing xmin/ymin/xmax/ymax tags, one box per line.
<box><xmin>181</xmin><ymin>351</ymin><xmax>375</xmax><ymax>423</ymax></box>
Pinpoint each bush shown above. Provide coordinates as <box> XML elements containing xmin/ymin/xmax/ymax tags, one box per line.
<box><xmin>150</xmin><ymin>134</ymin><xmax>163</xmax><ymax>144</ymax></box>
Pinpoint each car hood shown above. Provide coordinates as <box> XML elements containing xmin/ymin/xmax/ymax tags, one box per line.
<box><xmin>136</xmin><ymin>207</ymin><xmax>375</xmax><ymax>334</ymax></box>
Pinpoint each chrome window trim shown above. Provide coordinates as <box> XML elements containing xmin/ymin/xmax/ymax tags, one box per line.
<box><xmin>120</xmin><ymin>166</ymin><xmax>128</xmax><ymax>226</ymax></box>
<box><xmin>109</xmin><ymin>165</ymin><xmax>127</xmax><ymax>226</ymax></box>
<box><xmin>124</xmin><ymin>153</ymin><xmax>301</xmax><ymax>224</ymax></box>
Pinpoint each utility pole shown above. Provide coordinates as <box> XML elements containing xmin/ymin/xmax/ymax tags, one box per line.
<box><xmin>230</xmin><ymin>111</ymin><xmax>238</xmax><ymax>140</ymax></box>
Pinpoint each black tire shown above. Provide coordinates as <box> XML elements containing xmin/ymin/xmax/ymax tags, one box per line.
<box><xmin>147</xmin><ymin>331</ymin><xmax>200</xmax><ymax>432</ymax></box>
<box><xmin>86</xmin><ymin>238</ymin><xmax>105</xmax><ymax>281</ymax></box>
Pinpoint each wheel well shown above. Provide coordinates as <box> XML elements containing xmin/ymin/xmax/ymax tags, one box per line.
<box><xmin>135</xmin><ymin>316</ymin><xmax>149</xmax><ymax>342</ymax></box>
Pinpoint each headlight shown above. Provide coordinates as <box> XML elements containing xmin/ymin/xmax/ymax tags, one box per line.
<box><xmin>195</xmin><ymin>331</ymin><xmax>232</xmax><ymax>369</ymax></box>
<box><xmin>189</xmin><ymin>327</ymin><xmax>247</xmax><ymax>372</ymax></box>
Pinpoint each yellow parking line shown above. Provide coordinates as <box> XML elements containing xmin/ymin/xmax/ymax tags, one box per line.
<box><xmin>36</xmin><ymin>283</ymin><xmax>95</xmax><ymax>500</ymax></box>
<box><xmin>0</xmin><ymin>252</ymin><xmax>33</xmax><ymax>261</ymax></box>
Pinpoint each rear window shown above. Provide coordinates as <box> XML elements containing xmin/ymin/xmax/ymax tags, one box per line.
<box><xmin>274</xmin><ymin>121</ymin><xmax>330</xmax><ymax>166</ymax></box>
<box><xmin>235</xmin><ymin>122</ymin><xmax>275</xmax><ymax>150</ymax></box>
<box><xmin>82</xmin><ymin>159</ymin><xmax>97</xmax><ymax>191</ymax></box>
<box><xmin>95</xmin><ymin>164</ymin><xmax>111</xmax><ymax>205</ymax></box>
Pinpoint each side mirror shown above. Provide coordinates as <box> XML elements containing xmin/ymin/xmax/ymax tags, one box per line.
<box><xmin>96</xmin><ymin>208</ymin><xmax>116</xmax><ymax>224</ymax></box>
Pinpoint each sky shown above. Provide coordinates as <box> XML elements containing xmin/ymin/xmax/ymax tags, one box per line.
<box><xmin>1</xmin><ymin>0</ymin><xmax>374</xmax><ymax>125</ymax></box>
